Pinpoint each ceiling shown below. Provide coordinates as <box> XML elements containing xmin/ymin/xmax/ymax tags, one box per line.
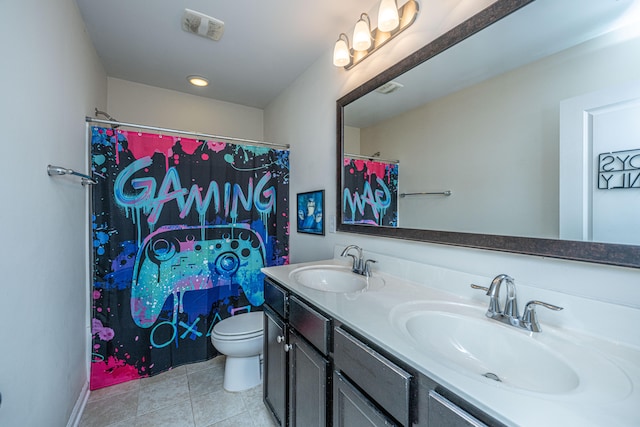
<box><xmin>75</xmin><ymin>0</ymin><xmax>375</xmax><ymax>109</ymax></box>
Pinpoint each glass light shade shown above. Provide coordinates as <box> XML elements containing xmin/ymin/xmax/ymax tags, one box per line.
<box><xmin>187</xmin><ymin>75</ymin><xmax>209</xmax><ymax>87</ymax></box>
<box><xmin>352</xmin><ymin>18</ymin><xmax>372</xmax><ymax>51</ymax></box>
<box><xmin>378</xmin><ymin>0</ymin><xmax>400</xmax><ymax>32</ymax></box>
<box><xmin>333</xmin><ymin>38</ymin><xmax>350</xmax><ymax>67</ymax></box>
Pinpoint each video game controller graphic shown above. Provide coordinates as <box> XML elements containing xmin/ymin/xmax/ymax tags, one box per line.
<box><xmin>130</xmin><ymin>224</ymin><xmax>266</xmax><ymax>328</ymax></box>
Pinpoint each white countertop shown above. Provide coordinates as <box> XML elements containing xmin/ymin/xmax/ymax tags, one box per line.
<box><xmin>262</xmin><ymin>257</ymin><xmax>640</xmax><ymax>427</ymax></box>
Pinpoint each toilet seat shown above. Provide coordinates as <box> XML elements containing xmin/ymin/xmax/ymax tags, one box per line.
<box><xmin>212</xmin><ymin>311</ymin><xmax>263</xmax><ymax>340</ymax></box>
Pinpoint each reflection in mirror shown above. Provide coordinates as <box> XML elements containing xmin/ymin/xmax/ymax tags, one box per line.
<box><xmin>337</xmin><ymin>0</ymin><xmax>640</xmax><ymax>267</ymax></box>
<box><xmin>342</xmin><ymin>153</ymin><xmax>399</xmax><ymax>226</ymax></box>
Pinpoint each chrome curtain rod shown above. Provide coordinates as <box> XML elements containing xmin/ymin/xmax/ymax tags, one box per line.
<box><xmin>344</xmin><ymin>153</ymin><xmax>399</xmax><ymax>164</ymax></box>
<box><xmin>86</xmin><ymin>117</ymin><xmax>290</xmax><ymax>150</ymax></box>
<box><xmin>400</xmin><ymin>191</ymin><xmax>452</xmax><ymax>198</ymax></box>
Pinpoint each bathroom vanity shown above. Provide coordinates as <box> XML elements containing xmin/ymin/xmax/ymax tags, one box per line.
<box><xmin>262</xmin><ymin>252</ymin><xmax>640</xmax><ymax>426</ymax></box>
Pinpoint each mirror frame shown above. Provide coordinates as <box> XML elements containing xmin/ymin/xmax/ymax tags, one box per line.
<box><xmin>336</xmin><ymin>0</ymin><xmax>640</xmax><ymax>269</ymax></box>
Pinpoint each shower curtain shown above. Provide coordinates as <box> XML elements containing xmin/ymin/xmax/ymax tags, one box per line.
<box><xmin>89</xmin><ymin>126</ymin><xmax>289</xmax><ymax>389</ymax></box>
<box><xmin>343</xmin><ymin>157</ymin><xmax>398</xmax><ymax>226</ymax></box>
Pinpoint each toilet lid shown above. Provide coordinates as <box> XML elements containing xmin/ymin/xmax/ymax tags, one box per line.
<box><xmin>213</xmin><ymin>311</ymin><xmax>264</xmax><ymax>337</ymax></box>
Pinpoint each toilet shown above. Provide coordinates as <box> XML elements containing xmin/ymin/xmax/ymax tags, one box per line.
<box><xmin>211</xmin><ymin>311</ymin><xmax>264</xmax><ymax>392</ymax></box>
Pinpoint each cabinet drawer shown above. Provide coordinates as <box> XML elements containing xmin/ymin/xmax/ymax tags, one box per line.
<box><xmin>428</xmin><ymin>391</ymin><xmax>487</xmax><ymax>427</ymax></box>
<box><xmin>264</xmin><ymin>278</ymin><xmax>287</xmax><ymax>319</ymax></box>
<box><xmin>334</xmin><ymin>327</ymin><xmax>412</xmax><ymax>426</ymax></box>
<box><xmin>289</xmin><ymin>295</ymin><xmax>331</xmax><ymax>355</ymax></box>
<box><xmin>334</xmin><ymin>371</ymin><xmax>398</xmax><ymax>427</ymax></box>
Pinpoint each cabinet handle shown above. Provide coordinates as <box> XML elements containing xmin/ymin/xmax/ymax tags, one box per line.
<box><xmin>276</xmin><ymin>335</ymin><xmax>285</xmax><ymax>343</ymax></box>
<box><xmin>284</xmin><ymin>344</ymin><xmax>293</xmax><ymax>352</ymax></box>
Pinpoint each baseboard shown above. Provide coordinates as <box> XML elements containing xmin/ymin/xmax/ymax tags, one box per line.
<box><xmin>66</xmin><ymin>380</ymin><xmax>90</xmax><ymax>427</ymax></box>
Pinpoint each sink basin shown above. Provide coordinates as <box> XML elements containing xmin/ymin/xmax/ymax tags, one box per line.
<box><xmin>289</xmin><ymin>265</ymin><xmax>383</xmax><ymax>293</ymax></box>
<box><xmin>390</xmin><ymin>301</ymin><xmax>631</xmax><ymax>397</ymax></box>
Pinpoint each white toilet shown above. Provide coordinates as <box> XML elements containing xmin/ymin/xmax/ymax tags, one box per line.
<box><xmin>211</xmin><ymin>311</ymin><xmax>264</xmax><ymax>392</ymax></box>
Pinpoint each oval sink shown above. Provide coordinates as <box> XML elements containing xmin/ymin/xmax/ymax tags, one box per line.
<box><xmin>289</xmin><ymin>265</ymin><xmax>383</xmax><ymax>293</ymax></box>
<box><xmin>405</xmin><ymin>310</ymin><xmax>579</xmax><ymax>393</ymax></box>
<box><xmin>390</xmin><ymin>301</ymin><xmax>631</xmax><ymax>398</ymax></box>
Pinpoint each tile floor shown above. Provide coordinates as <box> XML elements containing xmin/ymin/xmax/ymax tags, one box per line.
<box><xmin>79</xmin><ymin>356</ymin><xmax>277</xmax><ymax>427</ymax></box>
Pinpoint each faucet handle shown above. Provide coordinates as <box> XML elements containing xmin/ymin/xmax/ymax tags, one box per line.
<box><xmin>522</xmin><ymin>300</ymin><xmax>564</xmax><ymax>332</ymax></box>
<box><xmin>470</xmin><ymin>283</ymin><xmax>489</xmax><ymax>292</ymax></box>
<box><xmin>344</xmin><ymin>253</ymin><xmax>359</xmax><ymax>272</ymax></box>
<box><xmin>363</xmin><ymin>259</ymin><xmax>377</xmax><ymax>277</ymax></box>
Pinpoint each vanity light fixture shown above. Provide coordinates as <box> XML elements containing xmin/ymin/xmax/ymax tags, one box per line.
<box><xmin>378</xmin><ymin>0</ymin><xmax>400</xmax><ymax>32</ymax></box>
<box><xmin>187</xmin><ymin>75</ymin><xmax>209</xmax><ymax>87</ymax></box>
<box><xmin>333</xmin><ymin>33</ymin><xmax>352</xmax><ymax>67</ymax></box>
<box><xmin>353</xmin><ymin>13</ymin><xmax>373</xmax><ymax>51</ymax></box>
<box><xmin>333</xmin><ymin>0</ymin><xmax>419</xmax><ymax>69</ymax></box>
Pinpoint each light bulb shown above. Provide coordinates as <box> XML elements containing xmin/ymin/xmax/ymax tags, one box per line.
<box><xmin>187</xmin><ymin>75</ymin><xmax>209</xmax><ymax>87</ymax></box>
<box><xmin>378</xmin><ymin>0</ymin><xmax>400</xmax><ymax>32</ymax></box>
<box><xmin>333</xmin><ymin>36</ymin><xmax>350</xmax><ymax>67</ymax></box>
<box><xmin>353</xmin><ymin>14</ymin><xmax>372</xmax><ymax>52</ymax></box>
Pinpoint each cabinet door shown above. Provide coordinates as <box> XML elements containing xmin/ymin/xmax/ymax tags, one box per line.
<box><xmin>263</xmin><ymin>309</ymin><xmax>287</xmax><ymax>426</ymax></box>
<box><xmin>427</xmin><ymin>391</ymin><xmax>488</xmax><ymax>427</ymax></box>
<box><xmin>333</xmin><ymin>371</ymin><xmax>398</xmax><ymax>427</ymax></box>
<box><xmin>288</xmin><ymin>331</ymin><xmax>329</xmax><ymax>427</ymax></box>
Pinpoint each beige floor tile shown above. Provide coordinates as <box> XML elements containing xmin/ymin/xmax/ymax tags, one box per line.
<box><xmin>186</xmin><ymin>356</ymin><xmax>225</xmax><ymax>374</ymax></box>
<box><xmin>79</xmin><ymin>390</ymin><xmax>139</xmax><ymax>427</ymax></box>
<box><xmin>88</xmin><ymin>378</ymin><xmax>141</xmax><ymax>403</ymax></box>
<box><xmin>191</xmin><ymin>389</ymin><xmax>247</xmax><ymax>427</ymax></box>
<box><xmin>140</xmin><ymin>364</ymin><xmax>187</xmax><ymax>387</ymax></box>
<box><xmin>80</xmin><ymin>360</ymin><xmax>276</xmax><ymax>427</ymax></box>
<box><xmin>104</xmin><ymin>417</ymin><xmax>137</xmax><ymax>427</ymax></box>
<box><xmin>249</xmin><ymin>405</ymin><xmax>278</xmax><ymax>427</ymax></box>
<box><xmin>135</xmin><ymin>400</ymin><xmax>195</xmax><ymax>427</ymax></box>
<box><xmin>242</xmin><ymin>386</ymin><xmax>276</xmax><ymax>427</ymax></box>
<box><xmin>206</xmin><ymin>412</ymin><xmax>253</xmax><ymax>427</ymax></box>
<box><xmin>137</xmin><ymin>374</ymin><xmax>191</xmax><ymax>416</ymax></box>
<box><xmin>188</xmin><ymin>364</ymin><xmax>225</xmax><ymax>395</ymax></box>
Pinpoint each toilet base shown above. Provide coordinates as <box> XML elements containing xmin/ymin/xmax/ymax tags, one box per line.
<box><xmin>223</xmin><ymin>354</ymin><xmax>262</xmax><ymax>392</ymax></box>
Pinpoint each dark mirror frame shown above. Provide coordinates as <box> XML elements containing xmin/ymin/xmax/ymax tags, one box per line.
<box><xmin>336</xmin><ymin>0</ymin><xmax>640</xmax><ymax>269</ymax></box>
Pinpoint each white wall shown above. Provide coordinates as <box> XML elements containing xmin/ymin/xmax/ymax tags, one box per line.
<box><xmin>360</xmin><ymin>31</ymin><xmax>640</xmax><ymax>237</ymax></box>
<box><xmin>264</xmin><ymin>1</ymin><xmax>640</xmax><ymax>309</ymax></box>
<box><xmin>107</xmin><ymin>78</ymin><xmax>264</xmax><ymax>140</ymax></box>
<box><xmin>0</xmin><ymin>0</ymin><xmax>107</xmax><ymax>426</ymax></box>
<box><xmin>344</xmin><ymin>126</ymin><xmax>361</xmax><ymax>154</ymax></box>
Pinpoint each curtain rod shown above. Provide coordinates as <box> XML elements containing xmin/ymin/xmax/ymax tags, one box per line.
<box><xmin>344</xmin><ymin>153</ymin><xmax>399</xmax><ymax>164</ymax></box>
<box><xmin>86</xmin><ymin>117</ymin><xmax>290</xmax><ymax>150</ymax></box>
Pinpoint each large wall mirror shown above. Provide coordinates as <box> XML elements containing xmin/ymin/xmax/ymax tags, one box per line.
<box><xmin>337</xmin><ymin>0</ymin><xmax>640</xmax><ymax>268</ymax></box>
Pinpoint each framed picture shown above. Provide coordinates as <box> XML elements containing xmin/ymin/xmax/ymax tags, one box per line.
<box><xmin>297</xmin><ymin>190</ymin><xmax>324</xmax><ymax>235</ymax></box>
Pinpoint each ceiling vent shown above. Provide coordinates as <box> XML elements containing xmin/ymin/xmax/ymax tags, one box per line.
<box><xmin>182</xmin><ymin>9</ymin><xmax>225</xmax><ymax>41</ymax></box>
<box><xmin>375</xmin><ymin>81</ymin><xmax>404</xmax><ymax>94</ymax></box>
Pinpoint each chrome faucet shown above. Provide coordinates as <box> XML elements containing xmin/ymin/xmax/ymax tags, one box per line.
<box><xmin>471</xmin><ymin>274</ymin><xmax>563</xmax><ymax>332</ymax></box>
<box><xmin>341</xmin><ymin>245</ymin><xmax>377</xmax><ymax>276</ymax></box>
<box><xmin>485</xmin><ymin>274</ymin><xmax>519</xmax><ymax>325</ymax></box>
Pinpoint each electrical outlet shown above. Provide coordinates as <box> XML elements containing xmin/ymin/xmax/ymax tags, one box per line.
<box><xmin>330</xmin><ymin>215</ymin><xmax>336</xmax><ymax>233</ymax></box>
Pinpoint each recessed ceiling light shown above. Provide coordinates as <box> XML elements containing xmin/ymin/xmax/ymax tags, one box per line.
<box><xmin>187</xmin><ymin>75</ymin><xmax>209</xmax><ymax>87</ymax></box>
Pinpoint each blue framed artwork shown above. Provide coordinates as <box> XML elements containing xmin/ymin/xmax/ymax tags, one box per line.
<box><xmin>297</xmin><ymin>190</ymin><xmax>324</xmax><ymax>235</ymax></box>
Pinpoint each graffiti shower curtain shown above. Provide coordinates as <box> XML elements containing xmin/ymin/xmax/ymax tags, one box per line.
<box><xmin>90</xmin><ymin>126</ymin><xmax>289</xmax><ymax>389</ymax></box>
<box><xmin>343</xmin><ymin>157</ymin><xmax>398</xmax><ymax>226</ymax></box>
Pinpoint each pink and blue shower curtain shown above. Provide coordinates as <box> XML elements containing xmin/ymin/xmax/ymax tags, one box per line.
<box><xmin>90</xmin><ymin>127</ymin><xmax>289</xmax><ymax>389</ymax></box>
<box><xmin>343</xmin><ymin>157</ymin><xmax>398</xmax><ymax>226</ymax></box>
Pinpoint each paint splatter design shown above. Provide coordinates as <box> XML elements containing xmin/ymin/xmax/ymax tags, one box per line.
<box><xmin>90</xmin><ymin>127</ymin><xmax>289</xmax><ymax>389</ymax></box>
<box><xmin>343</xmin><ymin>157</ymin><xmax>398</xmax><ymax>226</ymax></box>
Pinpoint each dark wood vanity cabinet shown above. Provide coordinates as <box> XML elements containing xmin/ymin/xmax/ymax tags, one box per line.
<box><xmin>288</xmin><ymin>331</ymin><xmax>329</xmax><ymax>426</ymax></box>
<box><xmin>264</xmin><ymin>307</ymin><xmax>288</xmax><ymax>426</ymax></box>
<box><xmin>333</xmin><ymin>326</ymin><xmax>413</xmax><ymax>426</ymax></box>
<box><xmin>263</xmin><ymin>278</ymin><xmax>330</xmax><ymax>427</ymax></box>
<box><xmin>263</xmin><ymin>278</ymin><xmax>289</xmax><ymax>426</ymax></box>
<box><xmin>263</xmin><ymin>277</ymin><xmax>504</xmax><ymax>427</ymax></box>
